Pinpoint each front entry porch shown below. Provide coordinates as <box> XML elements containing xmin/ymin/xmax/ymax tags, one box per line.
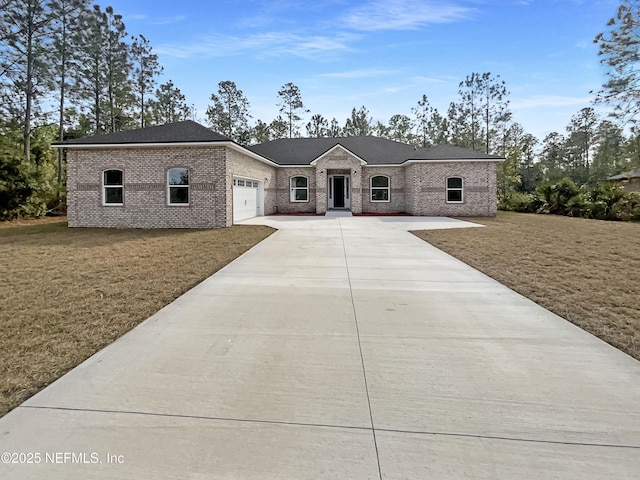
<box><xmin>327</xmin><ymin>174</ymin><xmax>351</xmax><ymax>211</ymax></box>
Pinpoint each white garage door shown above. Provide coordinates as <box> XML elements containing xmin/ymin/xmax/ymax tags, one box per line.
<box><xmin>233</xmin><ymin>177</ymin><xmax>259</xmax><ymax>222</ymax></box>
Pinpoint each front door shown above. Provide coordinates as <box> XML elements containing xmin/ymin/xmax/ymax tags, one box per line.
<box><xmin>328</xmin><ymin>175</ymin><xmax>351</xmax><ymax>210</ymax></box>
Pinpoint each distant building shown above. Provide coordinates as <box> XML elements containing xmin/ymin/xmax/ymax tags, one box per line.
<box><xmin>608</xmin><ymin>168</ymin><xmax>640</xmax><ymax>192</ymax></box>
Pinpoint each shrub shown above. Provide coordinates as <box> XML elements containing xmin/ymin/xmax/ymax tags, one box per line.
<box><xmin>508</xmin><ymin>179</ymin><xmax>640</xmax><ymax>222</ymax></box>
<box><xmin>536</xmin><ymin>178</ymin><xmax>583</xmax><ymax>216</ymax></box>
<box><xmin>584</xmin><ymin>183</ymin><xmax>626</xmax><ymax>220</ymax></box>
<box><xmin>0</xmin><ymin>154</ymin><xmax>59</xmax><ymax>220</ymax></box>
<box><xmin>500</xmin><ymin>191</ymin><xmax>538</xmax><ymax>213</ymax></box>
<box><xmin>0</xmin><ymin>155</ymin><xmax>34</xmax><ymax>220</ymax></box>
<box><xmin>629</xmin><ymin>193</ymin><xmax>640</xmax><ymax>221</ymax></box>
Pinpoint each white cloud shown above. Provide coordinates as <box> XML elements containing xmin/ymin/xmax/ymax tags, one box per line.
<box><xmin>511</xmin><ymin>95</ymin><xmax>593</xmax><ymax>109</ymax></box>
<box><xmin>344</xmin><ymin>0</ymin><xmax>475</xmax><ymax>31</ymax></box>
<box><xmin>121</xmin><ymin>13</ymin><xmax>186</xmax><ymax>25</ymax></box>
<box><xmin>125</xmin><ymin>14</ymin><xmax>149</xmax><ymax>21</ymax></box>
<box><xmin>151</xmin><ymin>15</ymin><xmax>188</xmax><ymax>26</ymax></box>
<box><xmin>156</xmin><ymin>32</ymin><xmax>359</xmax><ymax>60</ymax></box>
<box><xmin>318</xmin><ymin>69</ymin><xmax>400</xmax><ymax>79</ymax></box>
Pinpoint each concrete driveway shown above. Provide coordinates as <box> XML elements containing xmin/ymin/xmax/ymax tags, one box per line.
<box><xmin>1</xmin><ymin>216</ymin><xmax>639</xmax><ymax>479</ymax></box>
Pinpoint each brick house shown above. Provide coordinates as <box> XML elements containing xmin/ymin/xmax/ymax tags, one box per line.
<box><xmin>608</xmin><ymin>168</ymin><xmax>640</xmax><ymax>192</ymax></box>
<box><xmin>58</xmin><ymin>120</ymin><xmax>503</xmax><ymax>228</ymax></box>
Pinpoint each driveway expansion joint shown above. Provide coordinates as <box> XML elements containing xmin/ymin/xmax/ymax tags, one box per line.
<box><xmin>20</xmin><ymin>405</ymin><xmax>640</xmax><ymax>450</ymax></box>
<box><xmin>337</xmin><ymin>217</ymin><xmax>383</xmax><ymax>480</ymax></box>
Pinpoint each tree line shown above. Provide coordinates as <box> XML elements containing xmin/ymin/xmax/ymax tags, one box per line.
<box><xmin>2</xmin><ymin>0</ymin><xmax>640</xmax><ymax>219</ymax></box>
<box><xmin>1</xmin><ymin>0</ymin><xmax>193</xmax><ymax>217</ymax></box>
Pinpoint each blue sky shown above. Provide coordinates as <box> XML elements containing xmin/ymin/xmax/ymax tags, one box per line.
<box><xmin>107</xmin><ymin>0</ymin><xmax>619</xmax><ymax>141</ymax></box>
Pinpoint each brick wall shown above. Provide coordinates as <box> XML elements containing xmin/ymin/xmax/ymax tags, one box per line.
<box><xmin>226</xmin><ymin>149</ymin><xmax>277</xmax><ymax>225</ymax></box>
<box><xmin>617</xmin><ymin>177</ymin><xmax>640</xmax><ymax>192</ymax></box>
<box><xmin>67</xmin><ymin>143</ymin><xmax>499</xmax><ymax>228</ymax></box>
<box><xmin>405</xmin><ymin>161</ymin><xmax>498</xmax><ymax>216</ymax></box>
<box><xmin>361</xmin><ymin>166</ymin><xmax>406</xmax><ymax>213</ymax></box>
<box><xmin>67</xmin><ymin>146</ymin><xmax>227</xmax><ymax>228</ymax></box>
<box><xmin>275</xmin><ymin>167</ymin><xmax>316</xmax><ymax>213</ymax></box>
<box><xmin>314</xmin><ymin>148</ymin><xmax>363</xmax><ymax>214</ymax></box>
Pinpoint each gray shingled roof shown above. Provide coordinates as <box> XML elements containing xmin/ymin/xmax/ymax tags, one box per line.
<box><xmin>408</xmin><ymin>144</ymin><xmax>503</xmax><ymax>161</ymax></box>
<box><xmin>58</xmin><ymin>120</ymin><xmax>230</xmax><ymax>145</ymax></box>
<box><xmin>57</xmin><ymin>121</ymin><xmax>505</xmax><ymax>166</ymax></box>
<box><xmin>608</xmin><ymin>168</ymin><xmax>640</xmax><ymax>181</ymax></box>
<box><xmin>249</xmin><ymin>136</ymin><xmax>503</xmax><ymax>165</ymax></box>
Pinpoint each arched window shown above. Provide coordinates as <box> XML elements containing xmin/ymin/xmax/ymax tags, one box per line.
<box><xmin>103</xmin><ymin>169</ymin><xmax>123</xmax><ymax>205</ymax></box>
<box><xmin>168</xmin><ymin>168</ymin><xmax>190</xmax><ymax>205</ymax></box>
<box><xmin>370</xmin><ymin>175</ymin><xmax>390</xmax><ymax>202</ymax></box>
<box><xmin>446</xmin><ymin>177</ymin><xmax>463</xmax><ymax>203</ymax></box>
<box><xmin>290</xmin><ymin>176</ymin><xmax>309</xmax><ymax>202</ymax></box>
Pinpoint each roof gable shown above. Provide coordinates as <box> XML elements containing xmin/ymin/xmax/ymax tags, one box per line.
<box><xmin>58</xmin><ymin>120</ymin><xmax>230</xmax><ymax>145</ymax></box>
<box><xmin>310</xmin><ymin>144</ymin><xmax>368</xmax><ymax>166</ymax></box>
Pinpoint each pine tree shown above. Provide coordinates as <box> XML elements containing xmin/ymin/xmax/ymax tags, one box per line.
<box><xmin>455</xmin><ymin>72</ymin><xmax>510</xmax><ymax>153</ymax></box>
<box><xmin>328</xmin><ymin>118</ymin><xmax>342</xmax><ymax>137</ymax></box>
<box><xmin>387</xmin><ymin>114</ymin><xmax>413</xmax><ymax>143</ymax></box>
<box><xmin>149</xmin><ymin>80</ymin><xmax>192</xmax><ymax>125</ymax></box>
<box><xmin>103</xmin><ymin>6</ymin><xmax>131</xmax><ymax>132</ymax></box>
<box><xmin>251</xmin><ymin>119</ymin><xmax>271</xmax><ymax>144</ymax></box>
<box><xmin>0</xmin><ymin>0</ymin><xmax>52</xmax><ymax>158</ymax></box>
<box><xmin>594</xmin><ymin>0</ymin><xmax>640</xmax><ymax>125</ymax></box>
<box><xmin>48</xmin><ymin>0</ymin><xmax>90</xmax><ymax>183</ymax></box>
<box><xmin>206</xmin><ymin>80</ymin><xmax>251</xmax><ymax>142</ymax></box>
<box><xmin>269</xmin><ymin>115</ymin><xmax>288</xmax><ymax>140</ymax></box>
<box><xmin>306</xmin><ymin>114</ymin><xmax>328</xmax><ymax>137</ymax></box>
<box><xmin>277</xmin><ymin>82</ymin><xmax>308</xmax><ymax>138</ymax></box>
<box><xmin>343</xmin><ymin>106</ymin><xmax>372</xmax><ymax>136</ymax></box>
<box><xmin>130</xmin><ymin>34</ymin><xmax>162</xmax><ymax>128</ymax></box>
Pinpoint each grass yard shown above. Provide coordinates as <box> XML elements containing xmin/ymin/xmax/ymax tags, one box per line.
<box><xmin>413</xmin><ymin>212</ymin><xmax>640</xmax><ymax>360</ymax></box>
<box><xmin>0</xmin><ymin>218</ymin><xmax>275</xmax><ymax>417</ymax></box>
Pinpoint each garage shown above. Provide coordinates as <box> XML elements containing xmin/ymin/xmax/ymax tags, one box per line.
<box><xmin>233</xmin><ymin>177</ymin><xmax>261</xmax><ymax>222</ymax></box>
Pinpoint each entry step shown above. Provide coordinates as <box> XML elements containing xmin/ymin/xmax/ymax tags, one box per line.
<box><xmin>325</xmin><ymin>211</ymin><xmax>353</xmax><ymax>217</ymax></box>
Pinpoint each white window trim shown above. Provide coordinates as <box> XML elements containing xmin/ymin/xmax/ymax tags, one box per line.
<box><xmin>446</xmin><ymin>177</ymin><xmax>464</xmax><ymax>204</ymax></box>
<box><xmin>102</xmin><ymin>169</ymin><xmax>123</xmax><ymax>206</ymax></box>
<box><xmin>233</xmin><ymin>177</ymin><xmax>259</xmax><ymax>188</ymax></box>
<box><xmin>290</xmin><ymin>175</ymin><xmax>309</xmax><ymax>203</ymax></box>
<box><xmin>370</xmin><ymin>175</ymin><xmax>390</xmax><ymax>203</ymax></box>
<box><xmin>167</xmin><ymin>167</ymin><xmax>190</xmax><ymax>206</ymax></box>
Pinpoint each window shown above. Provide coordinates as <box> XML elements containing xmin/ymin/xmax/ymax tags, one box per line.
<box><xmin>290</xmin><ymin>176</ymin><xmax>308</xmax><ymax>202</ymax></box>
<box><xmin>446</xmin><ymin>177</ymin><xmax>463</xmax><ymax>203</ymax></box>
<box><xmin>371</xmin><ymin>175</ymin><xmax>390</xmax><ymax>202</ymax></box>
<box><xmin>168</xmin><ymin>168</ymin><xmax>189</xmax><ymax>205</ymax></box>
<box><xmin>103</xmin><ymin>169</ymin><xmax>123</xmax><ymax>205</ymax></box>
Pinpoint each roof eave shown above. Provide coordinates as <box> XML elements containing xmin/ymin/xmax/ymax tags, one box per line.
<box><xmin>404</xmin><ymin>158</ymin><xmax>505</xmax><ymax>164</ymax></box>
<box><xmin>54</xmin><ymin>141</ymin><xmax>279</xmax><ymax>168</ymax></box>
<box><xmin>52</xmin><ymin>141</ymin><xmax>225</xmax><ymax>149</ymax></box>
<box><xmin>363</xmin><ymin>163</ymin><xmax>404</xmax><ymax>167</ymax></box>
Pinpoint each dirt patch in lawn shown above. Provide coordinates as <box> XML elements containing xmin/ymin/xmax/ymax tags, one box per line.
<box><xmin>0</xmin><ymin>220</ymin><xmax>275</xmax><ymax>417</ymax></box>
<box><xmin>413</xmin><ymin>212</ymin><xmax>640</xmax><ymax>360</ymax></box>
